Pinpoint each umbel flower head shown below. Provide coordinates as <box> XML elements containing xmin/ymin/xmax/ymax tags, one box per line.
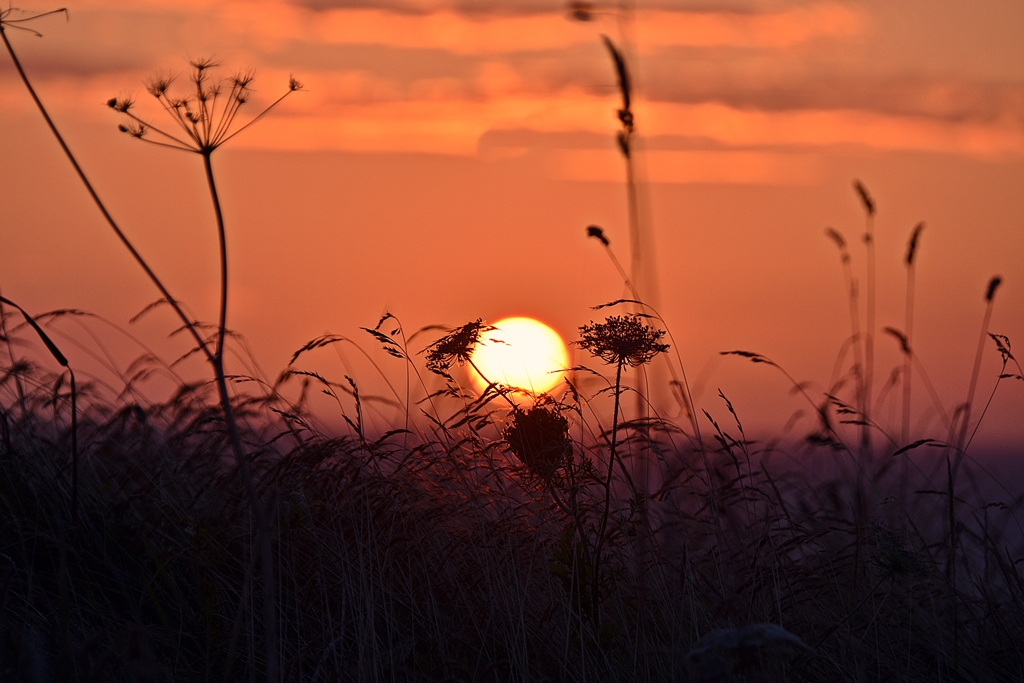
<box><xmin>424</xmin><ymin>319</ymin><xmax>487</xmax><ymax>378</ymax></box>
<box><xmin>107</xmin><ymin>58</ymin><xmax>302</xmax><ymax>154</ymax></box>
<box><xmin>577</xmin><ymin>314</ymin><xmax>668</xmax><ymax>367</ymax></box>
<box><xmin>504</xmin><ymin>399</ymin><xmax>571</xmax><ymax>480</ymax></box>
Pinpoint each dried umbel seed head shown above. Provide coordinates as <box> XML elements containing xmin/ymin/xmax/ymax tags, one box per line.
<box><xmin>110</xmin><ymin>58</ymin><xmax>303</xmax><ymax>154</ymax></box>
<box><xmin>106</xmin><ymin>96</ymin><xmax>134</xmax><ymax>113</ymax></box>
<box><xmin>424</xmin><ymin>319</ymin><xmax>486</xmax><ymax>377</ymax></box>
<box><xmin>577</xmin><ymin>314</ymin><xmax>669</xmax><ymax>367</ymax></box>
<box><xmin>504</xmin><ymin>401</ymin><xmax>571</xmax><ymax>480</ymax></box>
<box><xmin>145</xmin><ymin>75</ymin><xmax>174</xmax><ymax>98</ymax></box>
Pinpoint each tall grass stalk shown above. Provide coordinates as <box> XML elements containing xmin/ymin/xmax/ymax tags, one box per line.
<box><xmin>853</xmin><ymin>180</ymin><xmax>876</xmax><ymax>458</ymax></box>
<box><xmin>956</xmin><ymin>276</ymin><xmax>1002</xmax><ymax>453</ymax></box>
<box><xmin>902</xmin><ymin>223</ymin><xmax>923</xmax><ymax>447</ymax></box>
<box><xmin>825</xmin><ymin>227</ymin><xmax>865</xmax><ymax>436</ymax></box>
<box><xmin>943</xmin><ymin>275</ymin><xmax>1001</xmax><ymax>675</ymax></box>
<box><xmin>601</xmin><ymin>35</ymin><xmax>654</xmax><ymax>422</ymax></box>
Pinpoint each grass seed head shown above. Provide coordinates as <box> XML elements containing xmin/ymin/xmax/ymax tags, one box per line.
<box><xmin>853</xmin><ymin>179</ymin><xmax>875</xmax><ymax>216</ymax></box>
<box><xmin>986</xmin><ymin>276</ymin><xmax>1002</xmax><ymax>302</ymax></box>
<box><xmin>906</xmin><ymin>221</ymin><xmax>924</xmax><ymax>265</ymax></box>
<box><xmin>586</xmin><ymin>225</ymin><xmax>609</xmax><ymax>246</ymax></box>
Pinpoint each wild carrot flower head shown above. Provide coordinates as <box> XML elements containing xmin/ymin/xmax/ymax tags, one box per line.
<box><xmin>108</xmin><ymin>58</ymin><xmax>303</xmax><ymax>154</ymax></box>
<box><xmin>577</xmin><ymin>314</ymin><xmax>668</xmax><ymax>367</ymax></box>
<box><xmin>504</xmin><ymin>399</ymin><xmax>571</xmax><ymax>480</ymax></box>
<box><xmin>424</xmin><ymin>319</ymin><xmax>486</xmax><ymax>377</ymax></box>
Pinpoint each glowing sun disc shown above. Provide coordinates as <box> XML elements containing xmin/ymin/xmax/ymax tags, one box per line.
<box><xmin>469</xmin><ymin>317</ymin><xmax>569</xmax><ymax>395</ymax></box>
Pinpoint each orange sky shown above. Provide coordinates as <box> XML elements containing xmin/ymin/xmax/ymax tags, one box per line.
<box><xmin>2</xmin><ymin>0</ymin><xmax>1022</xmax><ymax>454</ymax></box>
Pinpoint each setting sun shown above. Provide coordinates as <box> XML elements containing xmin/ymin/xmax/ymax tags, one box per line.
<box><xmin>469</xmin><ymin>317</ymin><xmax>569</xmax><ymax>395</ymax></box>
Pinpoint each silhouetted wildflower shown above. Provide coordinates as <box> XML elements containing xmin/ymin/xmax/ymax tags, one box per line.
<box><xmin>577</xmin><ymin>314</ymin><xmax>668</xmax><ymax>367</ymax></box>
<box><xmin>108</xmin><ymin>58</ymin><xmax>302</xmax><ymax>154</ymax></box>
<box><xmin>505</xmin><ymin>399</ymin><xmax>571</xmax><ymax>479</ymax></box>
<box><xmin>424</xmin><ymin>319</ymin><xmax>486</xmax><ymax>377</ymax></box>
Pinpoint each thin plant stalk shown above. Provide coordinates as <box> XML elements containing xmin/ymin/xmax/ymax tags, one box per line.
<box><xmin>902</xmin><ymin>223</ymin><xmax>923</xmax><ymax>446</ymax></box>
<box><xmin>944</xmin><ymin>275</ymin><xmax>1000</xmax><ymax>676</ymax></box>
<box><xmin>956</xmin><ymin>277</ymin><xmax>1001</xmax><ymax>454</ymax></box>
<box><xmin>826</xmin><ymin>228</ymin><xmax>865</xmax><ymax>438</ymax></box>
<box><xmin>576</xmin><ymin>314</ymin><xmax>667</xmax><ymax>624</ymax></box>
<box><xmin>591</xmin><ymin>357</ymin><xmax>624</xmax><ymax>622</ymax></box>
<box><xmin>963</xmin><ymin>335</ymin><xmax>1019</xmax><ymax>452</ymax></box>
<box><xmin>602</xmin><ymin>35</ymin><xmax>652</xmax><ymax>423</ymax></box>
<box><xmin>902</xmin><ymin>223</ymin><xmax>923</xmax><ymax>507</ymax></box>
<box><xmin>203</xmin><ymin>152</ymin><xmax>230</xmax><ymax>362</ymax></box>
<box><xmin>854</xmin><ymin>180</ymin><xmax>876</xmax><ymax>458</ymax></box>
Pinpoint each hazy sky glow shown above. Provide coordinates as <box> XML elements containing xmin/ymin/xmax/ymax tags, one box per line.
<box><xmin>2</xmin><ymin>1</ymin><xmax>1022</xmax><ymax>455</ymax></box>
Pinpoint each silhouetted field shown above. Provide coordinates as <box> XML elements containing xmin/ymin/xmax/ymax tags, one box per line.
<box><xmin>2</xmin><ymin>304</ymin><xmax>1023</xmax><ymax>682</ymax></box>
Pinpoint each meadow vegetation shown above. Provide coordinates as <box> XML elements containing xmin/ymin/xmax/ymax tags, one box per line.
<box><xmin>2</xmin><ymin>8</ymin><xmax>1024</xmax><ymax>683</ymax></box>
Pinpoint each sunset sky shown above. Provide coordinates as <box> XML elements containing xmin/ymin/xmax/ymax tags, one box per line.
<box><xmin>2</xmin><ymin>0</ymin><xmax>1022</xmax><ymax>453</ymax></box>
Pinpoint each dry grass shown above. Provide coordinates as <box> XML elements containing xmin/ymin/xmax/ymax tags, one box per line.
<box><xmin>1</xmin><ymin>307</ymin><xmax>1022</xmax><ymax>682</ymax></box>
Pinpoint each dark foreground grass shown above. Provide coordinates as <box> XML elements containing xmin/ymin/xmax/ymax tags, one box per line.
<box><xmin>1</xmin><ymin>323</ymin><xmax>1023</xmax><ymax>683</ymax></box>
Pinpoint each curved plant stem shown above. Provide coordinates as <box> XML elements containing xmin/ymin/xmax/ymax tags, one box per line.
<box><xmin>202</xmin><ymin>152</ymin><xmax>278</xmax><ymax>683</ymax></box>
<box><xmin>1</xmin><ymin>26</ymin><xmax>212</xmax><ymax>365</ymax></box>
<box><xmin>203</xmin><ymin>151</ymin><xmax>230</xmax><ymax>362</ymax></box>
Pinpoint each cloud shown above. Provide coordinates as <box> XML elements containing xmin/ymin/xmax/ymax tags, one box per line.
<box><xmin>3</xmin><ymin>0</ymin><xmax>1020</xmax><ymax>166</ymax></box>
<box><xmin>640</xmin><ymin>49</ymin><xmax>1024</xmax><ymax>123</ymax></box>
<box><xmin>546</xmin><ymin>148</ymin><xmax>822</xmax><ymax>185</ymax></box>
<box><xmin>217</xmin><ymin>89</ymin><xmax>1024</xmax><ymax>161</ymax></box>
<box><xmin>221</xmin><ymin>2</ymin><xmax>863</xmax><ymax>55</ymax></box>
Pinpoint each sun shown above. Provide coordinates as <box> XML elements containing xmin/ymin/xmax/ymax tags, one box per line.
<box><xmin>469</xmin><ymin>317</ymin><xmax>569</xmax><ymax>395</ymax></box>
